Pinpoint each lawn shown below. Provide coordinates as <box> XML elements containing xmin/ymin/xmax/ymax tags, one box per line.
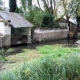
<box><xmin>0</xmin><ymin>44</ymin><xmax>80</xmax><ymax>80</ymax></box>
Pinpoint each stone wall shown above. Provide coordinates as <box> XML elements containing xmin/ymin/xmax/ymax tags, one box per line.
<box><xmin>0</xmin><ymin>37</ymin><xmax>2</xmax><ymax>47</ymax></box>
<box><xmin>33</xmin><ymin>29</ymin><xmax>68</xmax><ymax>42</ymax></box>
<box><xmin>2</xmin><ymin>35</ymin><xmax>11</xmax><ymax>46</ymax></box>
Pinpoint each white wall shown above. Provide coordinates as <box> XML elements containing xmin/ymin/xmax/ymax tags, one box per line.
<box><xmin>0</xmin><ymin>22</ymin><xmax>5</xmax><ymax>36</ymax></box>
<box><xmin>5</xmin><ymin>25</ymin><xmax>11</xmax><ymax>35</ymax></box>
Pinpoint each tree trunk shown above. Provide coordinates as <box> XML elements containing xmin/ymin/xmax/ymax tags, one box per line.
<box><xmin>9</xmin><ymin>0</ymin><xmax>17</xmax><ymax>12</ymax></box>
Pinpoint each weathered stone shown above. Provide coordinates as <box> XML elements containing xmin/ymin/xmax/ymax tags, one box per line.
<box><xmin>2</xmin><ymin>35</ymin><xmax>11</xmax><ymax>46</ymax></box>
<box><xmin>27</xmin><ymin>28</ymin><xmax>31</xmax><ymax>44</ymax></box>
<box><xmin>33</xmin><ymin>29</ymin><xmax>68</xmax><ymax>42</ymax></box>
<box><xmin>0</xmin><ymin>37</ymin><xmax>2</xmax><ymax>47</ymax></box>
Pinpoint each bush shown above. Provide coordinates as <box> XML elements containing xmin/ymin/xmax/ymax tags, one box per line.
<box><xmin>41</xmin><ymin>13</ymin><xmax>60</xmax><ymax>28</ymax></box>
<box><xmin>41</xmin><ymin>13</ymin><xmax>54</xmax><ymax>28</ymax></box>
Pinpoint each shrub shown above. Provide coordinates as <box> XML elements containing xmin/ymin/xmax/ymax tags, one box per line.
<box><xmin>41</xmin><ymin>13</ymin><xmax>54</xmax><ymax>28</ymax></box>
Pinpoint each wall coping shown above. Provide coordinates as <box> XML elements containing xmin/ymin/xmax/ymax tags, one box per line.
<box><xmin>34</xmin><ymin>29</ymin><xmax>68</xmax><ymax>33</ymax></box>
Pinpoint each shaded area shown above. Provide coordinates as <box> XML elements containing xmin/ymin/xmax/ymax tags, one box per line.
<box><xmin>1</xmin><ymin>39</ymin><xmax>79</xmax><ymax>56</ymax></box>
<box><xmin>12</xmin><ymin>38</ymin><xmax>79</xmax><ymax>49</ymax></box>
<box><xmin>0</xmin><ymin>39</ymin><xmax>80</xmax><ymax>73</ymax></box>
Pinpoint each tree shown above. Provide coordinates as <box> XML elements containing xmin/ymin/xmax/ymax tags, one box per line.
<box><xmin>0</xmin><ymin>0</ymin><xmax>4</xmax><ymax>10</ymax></box>
<box><xmin>20</xmin><ymin>0</ymin><xmax>27</xmax><ymax>12</ymax></box>
<box><xmin>28</xmin><ymin>0</ymin><xmax>32</xmax><ymax>8</ymax></box>
<box><xmin>9</xmin><ymin>0</ymin><xmax>17</xmax><ymax>12</ymax></box>
<box><xmin>19</xmin><ymin>0</ymin><xmax>61</xmax><ymax>28</ymax></box>
<box><xmin>0</xmin><ymin>0</ymin><xmax>2</xmax><ymax>5</ymax></box>
<box><xmin>37</xmin><ymin>0</ymin><xmax>56</xmax><ymax>15</ymax></box>
<box><xmin>67</xmin><ymin>0</ymin><xmax>80</xmax><ymax>25</ymax></box>
<box><xmin>36</xmin><ymin>0</ymin><xmax>61</xmax><ymax>28</ymax></box>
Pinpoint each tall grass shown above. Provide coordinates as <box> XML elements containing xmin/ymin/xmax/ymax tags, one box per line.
<box><xmin>0</xmin><ymin>49</ymin><xmax>7</xmax><ymax>61</ymax></box>
<box><xmin>1</xmin><ymin>53</ymin><xmax>80</xmax><ymax>80</ymax></box>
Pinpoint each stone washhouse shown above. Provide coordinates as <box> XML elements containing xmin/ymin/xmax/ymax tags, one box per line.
<box><xmin>0</xmin><ymin>12</ymin><xmax>33</xmax><ymax>47</ymax></box>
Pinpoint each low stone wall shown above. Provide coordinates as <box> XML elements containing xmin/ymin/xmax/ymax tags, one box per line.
<box><xmin>33</xmin><ymin>29</ymin><xmax>68</xmax><ymax>42</ymax></box>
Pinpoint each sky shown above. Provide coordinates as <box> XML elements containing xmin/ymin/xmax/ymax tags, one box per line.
<box><xmin>3</xmin><ymin>0</ymin><xmax>9</xmax><ymax>8</ymax></box>
<box><xmin>2</xmin><ymin>0</ymin><xmax>38</xmax><ymax>9</ymax></box>
<box><xmin>2</xmin><ymin>0</ymin><xmax>65</xmax><ymax>18</ymax></box>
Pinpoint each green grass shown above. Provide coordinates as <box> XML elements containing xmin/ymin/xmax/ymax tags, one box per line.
<box><xmin>7</xmin><ymin>48</ymin><xmax>16</xmax><ymax>53</ymax></box>
<box><xmin>1</xmin><ymin>53</ymin><xmax>80</xmax><ymax>80</ymax></box>
<box><xmin>0</xmin><ymin>49</ymin><xmax>7</xmax><ymax>61</ymax></box>
<box><xmin>0</xmin><ymin>44</ymin><xmax>80</xmax><ymax>80</ymax></box>
<box><xmin>37</xmin><ymin>44</ymin><xmax>80</xmax><ymax>58</ymax></box>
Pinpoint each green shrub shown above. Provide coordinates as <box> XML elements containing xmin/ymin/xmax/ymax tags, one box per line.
<box><xmin>41</xmin><ymin>13</ymin><xmax>54</xmax><ymax>28</ymax></box>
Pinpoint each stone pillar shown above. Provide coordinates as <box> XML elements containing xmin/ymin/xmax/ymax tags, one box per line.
<box><xmin>0</xmin><ymin>37</ymin><xmax>2</xmax><ymax>47</ymax></box>
<box><xmin>2</xmin><ymin>22</ymin><xmax>11</xmax><ymax>46</ymax></box>
<box><xmin>27</xmin><ymin>28</ymin><xmax>31</xmax><ymax>44</ymax></box>
<box><xmin>2</xmin><ymin>35</ymin><xmax>11</xmax><ymax>46</ymax></box>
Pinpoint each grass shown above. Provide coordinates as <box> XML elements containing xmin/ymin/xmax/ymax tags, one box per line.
<box><xmin>0</xmin><ymin>48</ymin><xmax>41</xmax><ymax>73</ymax></box>
<box><xmin>0</xmin><ymin>44</ymin><xmax>80</xmax><ymax>80</ymax></box>
<box><xmin>7</xmin><ymin>48</ymin><xmax>16</xmax><ymax>53</ymax></box>
<box><xmin>1</xmin><ymin>53</ymin><xmax>80</xmax><ymax>80</ymax></box>
<box><xmin>37</xmin><ymin>44</ymin><xmax>80</xmax><ymax>58</ymax></box>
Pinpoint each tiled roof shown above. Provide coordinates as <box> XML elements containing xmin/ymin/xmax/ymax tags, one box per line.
<box><xmin>64</xmin><ymin>16</ymin><xmax>77</xmax><ymax>25</ymax></box>
<box><xmin>0</xmin><ymin>12</ymin><xmax>33</xmax><ymax>28</ymax></box>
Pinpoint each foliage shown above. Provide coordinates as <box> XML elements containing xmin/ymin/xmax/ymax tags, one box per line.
<box><xmin>62</xmin><ymin>0</ymin><xmax>80</xmax><ymax>18</ymax></box>
<box><xmin>9</xmin><ymin>0</ymin><xmax>17</xmax><ymax>12</ymax></box>
<box><xmin>20</xmin><ymin>0</ymin><xmax>27</xmax><ymax>12</ymax></box>
<box><xmin>15</xmin><ymin>7</ymin><xmax>23</xmax><ymax>13</ymax></box>
<box><xmin>23</xmin><ymin>7</ymin><xmax>44</xmax><ymax>28</ymax></box>
<box><xmin>19</xmin><ymin>0</ymin><xmax>62</xmax><ymax>28</ymax></box>
<box><xmin>0</xmin><ymin>0</ymin><xmax>2</xmax><ymax>6</ymax></box>
<box><xmin>0</xmin><ymin>49</ymin><xmax>7</xmax><ymax>61</ymax></box>
<box><xmin>37</xmin><ymin>0</ymin><xmax>59</xmax><ymax>18</ymax></box>
<box><xmin>41</xmin><ymin>13</ymin><xmax>54</xmax><ymax>28</ymax></box>
<box><xmin>1</xmin><ymin>52</ymin><xmax>80</xmax><ymax>80</ymax></box>
<box><xmin>16</xmin><ymin>0</ymin><xmax>80</xmax><ymax>28</ymax></box>
<box><xmin>0</xmin><ymin>0</ymin><xmax>4</xmax><ymax>11</ymax></box>
<box><xmin>27</xmin><ymin>0</ymin><xmax>32</xmax><ymax>8</ymax></box>
<box><xmin>41</xmin><ymin>13</ymin><xmax>60</xmax><ymax>28</ymax></box>
<box><xmin>20</xmin><ymin>0</ymin><xmax>32</xmax><ymax>13</ymax></box>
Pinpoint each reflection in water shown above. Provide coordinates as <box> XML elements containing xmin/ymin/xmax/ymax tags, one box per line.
<box><xmin>12</xmin><ymin>39</ymin><xmax>80</xmax><ymax>49</ymax></box>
